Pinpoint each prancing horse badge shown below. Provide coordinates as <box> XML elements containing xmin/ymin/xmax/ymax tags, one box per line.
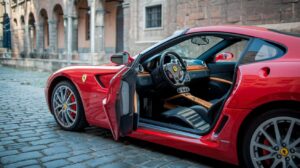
<box><xmin>172</xmin><ymin>66</ymin><xmax>178</xmax><ymax>72</ymax></box>
<box><xmin>82</xmin><ymin>74</ymin><xmax>87</xmax><ymax>83</ymax></box>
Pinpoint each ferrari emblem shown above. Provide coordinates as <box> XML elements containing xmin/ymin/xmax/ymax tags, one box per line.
<box><xmin>63</xmin><ymin>103</ymin><xmax>67</xmax><ymax>111</ymax></box>
<box><xmin>279</xmin><ymin>147</ymin><xmax>289</xmax><ymax>157</ymax></box>
<box><xmin>82</xmin><ymin>74</ymin><xmax>87</xmax><ymax>83</ymax></box>
<box><xmin>172</xmin><ymin>66</ymin><xmax>178</xmax><ymax>72</ymax></box>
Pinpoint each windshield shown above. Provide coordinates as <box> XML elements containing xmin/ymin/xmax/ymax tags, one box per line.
<box><xmin>160</xmin><ymin>35</ymin><xmax>223</xmax><ymax>59</ymax></box>
<box><xmin>139</xmin><ymin>29</ymin><xmax>188</xmax><ymax>56</ymax></box>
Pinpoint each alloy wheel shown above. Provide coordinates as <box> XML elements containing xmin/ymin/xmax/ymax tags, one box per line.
<box><xmin>52</xmin><ymin>85</ymin><xmax>78</xmax><ymax>128</ymax></box>
<box><xmin>250</xmin><ymin>116</ymin><xmax>300</xmax><ymax>168</ymax></box>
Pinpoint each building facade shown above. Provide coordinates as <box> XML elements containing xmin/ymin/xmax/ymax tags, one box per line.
<box><xmin>1</xmin><ymin>0</ymin><xmax>300</xmax><ymax>71</ymax></box>
<box><xmin>124</xmin><ymin>0</ymin><xmax>300</xmax><ymax>55</ymax></box>
<box><xmin>0</xmin><ymin>1</ymin><xmax>5</xmax><ymax>48</ymax></box>
<box><xmin>5</xmin><ymin>0</ymin><xmax>123</xmax><ymax>67</ymax></box>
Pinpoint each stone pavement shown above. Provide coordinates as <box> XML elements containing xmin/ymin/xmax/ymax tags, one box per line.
<box><xmin>0</xmin><ymin>66</ymin><xmax>234</xmax><ymax>168</ymax></box>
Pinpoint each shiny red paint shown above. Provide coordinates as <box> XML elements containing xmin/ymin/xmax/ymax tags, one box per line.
<box><xmin>103</xmin><ymin>66</ymin><xmax>129</xmax><ymax>140</ymax></box>
<box><xmin>45</xmin><ymin>25</ymin><xmax>300</xmax><ymax>166</ymax></box>
<box><xmin>215</xmin><ymin>52</ymin><xmax>234</xmax><ymax>62</ymax></box>
<box><xmin>45</xmin><ymin>65</ymin><xmax>124</xmax><ymax>129</ymax></box>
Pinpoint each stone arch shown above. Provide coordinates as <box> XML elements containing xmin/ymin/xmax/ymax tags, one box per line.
<box><xmin>25</xmin><ymin>7</ymin><xmax>38</xmax><ymax>27</ymax></box>
<box><xmin>52</xmin><ymin>4</ymin><xmax>65</xmax><ymax>52</ymax></box>
<box><xmin>39</xmin><ymin>9</ymin><xmax>49</xmax><ymax>49</ymax></box>
<box><xmin>28</xmin><ymin>12</ymin><xmax>36</xmax><ymax>50</ymax></box>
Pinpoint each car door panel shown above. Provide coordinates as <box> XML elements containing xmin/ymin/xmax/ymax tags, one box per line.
<box><xmin>205</xmin><ymin>62</ymin><xmax>235</xmax><ymax>99</ymax></box>
<box><xmin>103</xmin><ymin>66</ymin><xmax>138</xmax><ymax>140</ymax></box>
<box><xmin>207</xmin><ymin>62</ymin><xmax>235</xmax><ymax>81</ymax></box>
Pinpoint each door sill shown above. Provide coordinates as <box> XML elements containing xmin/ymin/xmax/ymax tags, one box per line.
<box><xmin>138</xmin><ymin>118</ymin><xmax>202</xmax><ymax>139</ymax></box>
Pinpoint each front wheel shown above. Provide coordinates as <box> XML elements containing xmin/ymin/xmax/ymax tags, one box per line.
<box><xmin>51</xmin><ymin>81</ymin><xmax>87</xmax><ymax>131</ymax></box>
<box><xmin>243</xmin><ymin>109</ymin><xmax>300</xmax><ymax>168</ymax></box>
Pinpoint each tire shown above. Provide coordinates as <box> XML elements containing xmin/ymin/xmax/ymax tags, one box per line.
<box><xmin>51</xmin><ymin>81</ymin><xmax>87</xmax><ymax>131</ymax></box>
<box><xmin>242</xmin><ymin>109</ymin><xmax>300</xmax><ymax>168</ymax></box>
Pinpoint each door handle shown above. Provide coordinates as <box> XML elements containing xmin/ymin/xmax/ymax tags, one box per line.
<box><xmin>259</xmin><ymin>67</ymin><xmax>270</xmax><ymax>77</ymax></box>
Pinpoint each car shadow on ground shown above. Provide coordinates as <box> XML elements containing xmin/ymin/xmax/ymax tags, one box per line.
<box><xmin>83</xmin><ymin>126</ymin><xmax>238</xmax><ymax>168</ymax></box>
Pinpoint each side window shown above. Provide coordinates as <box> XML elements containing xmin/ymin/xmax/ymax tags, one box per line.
<box><xmin>240</xmin><ymin>39</ymin><xmax>285</xmax><ymax>64</ymax></box>
<box><xmin>215</xmin><ymin>40</ymin><xmax>249</xmax><ymax>62</ymax></box>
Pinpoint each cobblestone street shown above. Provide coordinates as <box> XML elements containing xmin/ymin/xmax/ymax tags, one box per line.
<box><xmin>0</xmin><ymin>66</ymin><xmax>233</xmax><ymax>168</ymax></box>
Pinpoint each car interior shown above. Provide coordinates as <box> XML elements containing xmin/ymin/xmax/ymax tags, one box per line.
<box><xmin>135</xmin><ymin>34</ymin><xmax>249</xmax><ymax>135</ymax></box>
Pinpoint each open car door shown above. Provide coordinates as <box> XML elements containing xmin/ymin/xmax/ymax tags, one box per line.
<box><xmin>103</xmin><ymin>66</ymin><xmax>138</xmax><ymax>140</ymax></box>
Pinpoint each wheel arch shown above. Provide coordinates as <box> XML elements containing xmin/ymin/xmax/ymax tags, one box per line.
<box><xmin>236</xmin><ymin>100</ymin><xmax>300</xmax><ymax>164</ymax></box>
<box><xmin>48</xmin><ymin>75</ymin><xmax>75</xmax><ymax>113</ymax></box>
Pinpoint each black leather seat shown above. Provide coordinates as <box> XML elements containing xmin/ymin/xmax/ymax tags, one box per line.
<box><xmin>162</xmin><ymin>96</ymin><xmax>226</xmax><ymax>131</ymax></box>
<box><xmin>161</xmin><ymin>106</ymin><xmax>211</xmax><ymax>131</ymax></box>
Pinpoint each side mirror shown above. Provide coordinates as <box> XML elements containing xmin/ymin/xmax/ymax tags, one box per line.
<box><xmin>215</xmin><ymin>52</ymin><xmax>234</xmax><ymax>62</ymax></box>
<box><xmin>110</xmin><ymin>52</ymin><xmax>131</xmax><ymax>65</ymax></box>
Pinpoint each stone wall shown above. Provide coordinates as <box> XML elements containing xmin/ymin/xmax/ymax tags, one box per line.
<box><xmin>175</xmin><ymin>0</ymin><xmax>300</xmax><ymax>27</ymax></box>
<box><xmin>124</xmin><ymin>0</ymin><xmax>300</xmax><ymax>55</ymax></box>
<box><xmin>0</xmin><ymin>58</ymin><xmax>91</xmax><ymax>72</ymax></box>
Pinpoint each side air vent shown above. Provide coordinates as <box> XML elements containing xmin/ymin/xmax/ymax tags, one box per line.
<box><xmin>96</xmin><ymin>74</ymin><xmax>115</xmax><ymax>88</ymax></box>
<box><xmin>214</xmin><ymin>115</ymin><xmax>229</xmax><ymax>135</ymax></box>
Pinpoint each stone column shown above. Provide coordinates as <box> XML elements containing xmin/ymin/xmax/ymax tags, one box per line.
<box><xmin>95</xmin><ymin>0</ymin><xmax>105</xmax><ymax>63</ymax></box>
<box><xmin>20</xmin><ymin>26</ymin><xmax>25</xmax><ymax>53</ymax></box>
<box><xmin>72</xmin><ymin>17</ymin><xmax>78</xmax><ymax>52</ymax></box>
<box><xmin>24</xmin><ymin>24</ymin><xmax>30</xmax><ymax>56</ymax></box>
<box><xmin>89</xmin><ymin>0</ymin><xmax>96</xmax><ymax>64</ymax></box>
<box><xmin>48</xmin><ymin>20</ymin><xmax>57</xmax><ymax>53</ymax></box>
<box><xmin>28</xmin><ymin>26</ymin><xmax>32</xmax><ymax>54</ymax></box>
<box><xmin>67</xmin><ymin>15</ymin><xmax>72</xmax><ymax>64</ymax></box>
<box><xmin>122</xmin><ymin>1</ymin><xmax>130</xmax><ymax>52</ymax></box>
<box><xmin>35</xmin><ymin>23</ymin><xmax>43</xmax><ymax>55</ymax></box>
<box><xmin>95</xmin><ymin>9</ymin><xmax>104</xmax><ymax>52</ymax></box>
<box><xmin>63</xmin><ymin>16</ymin><xmax>68</xmax><ymax>59</ymax></box>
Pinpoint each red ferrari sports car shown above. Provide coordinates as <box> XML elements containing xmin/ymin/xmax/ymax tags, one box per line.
<box><xmin>45</xmin><ymin>25</ymin><xmax>300</xmax><ymax>167</ymax></box>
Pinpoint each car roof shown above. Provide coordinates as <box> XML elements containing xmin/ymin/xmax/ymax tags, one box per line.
<box><xmin>187</xmin><ymin>25</ymin><xmax>299</xmax><ymax>41</ymax></box>
<box><xmin>187</xmin><ymin>25</ymin><xmax>300</xmax><ymax>60</ymax></box>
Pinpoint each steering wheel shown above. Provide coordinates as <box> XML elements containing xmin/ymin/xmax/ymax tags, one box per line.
<box><xmin>159</xmin><ymin>51</ymin><xmax>188</xmax><ymax>88</ymax></box>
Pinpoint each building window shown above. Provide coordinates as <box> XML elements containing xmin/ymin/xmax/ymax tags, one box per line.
<box><xmin>145</xmin><ymin>5</ymin><xmax>162</xmax><ymax>28</ymax></box>
<box><xmin>13</xmin><ymin>19</ymin><xmax>18</xmax><ymax>26</ymax></box>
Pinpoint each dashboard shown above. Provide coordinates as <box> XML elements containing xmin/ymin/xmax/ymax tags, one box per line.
<box><xmin>136</xmin><ymin>54</ymin><xmax>210</xmax><ymax>88</ymax></box>
<box><xmin>141</xmin><ymin>54</ymin><xmax>207</xmax><ymax>72</ymax></box>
